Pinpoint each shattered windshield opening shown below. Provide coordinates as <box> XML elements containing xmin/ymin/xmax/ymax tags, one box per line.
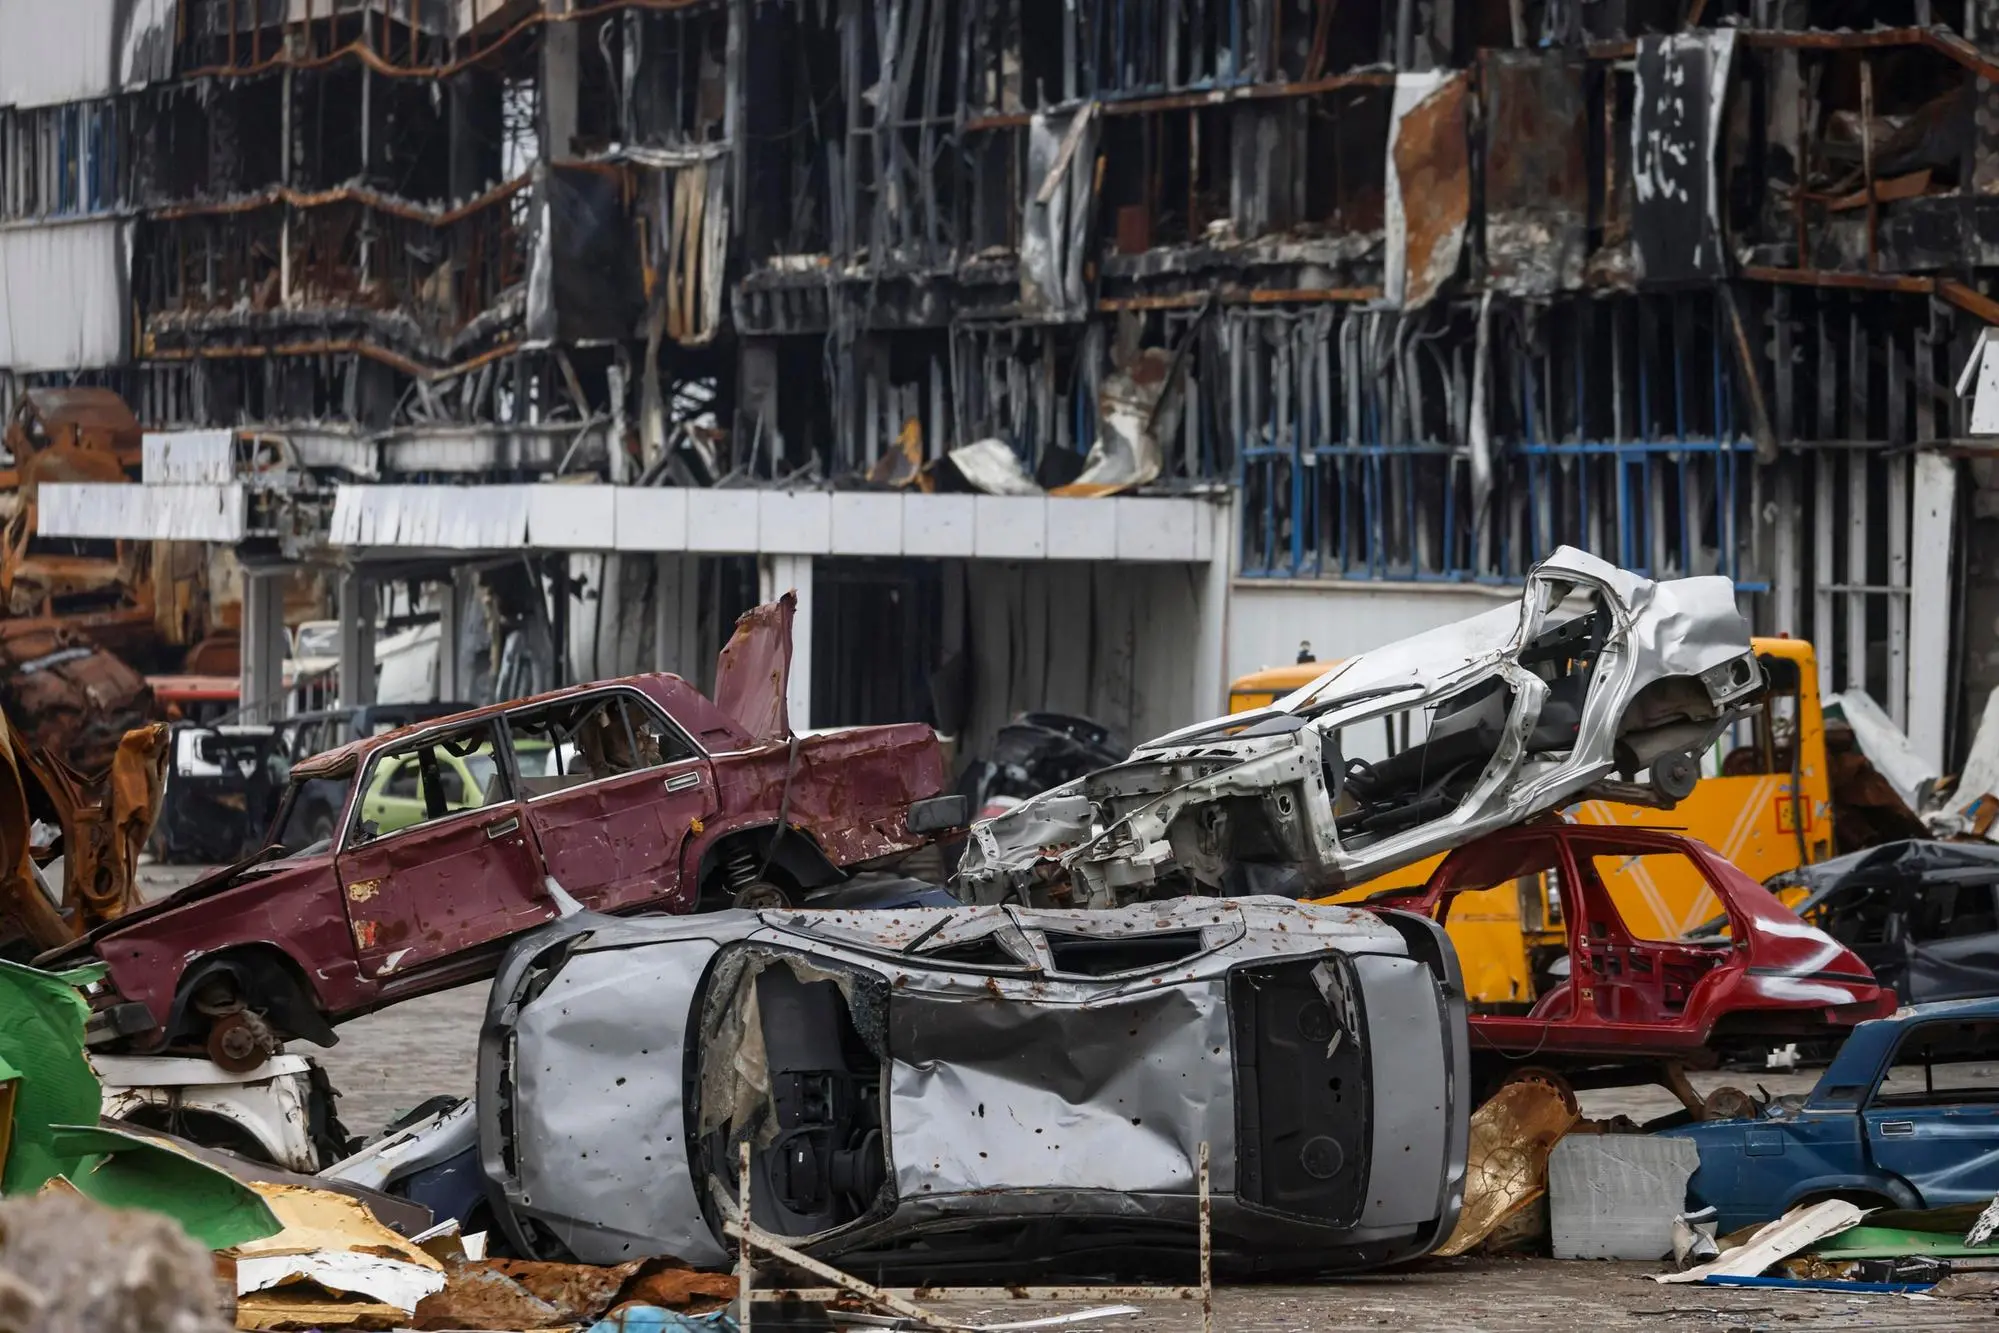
<box><xmin>270</xmin><ymin>776</ymin><xmax>352</xmax><ymax>854</ymax></box>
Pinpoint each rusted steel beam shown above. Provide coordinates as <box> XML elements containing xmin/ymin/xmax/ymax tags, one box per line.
<box><xmin>1740</xmin><ymin>265</ymin><xmax>1936</xmax><ymax>296</ymax></box>
<box><xmin>150</xmin><ymin>175</ymin><xmax>531</xmax><ymax>226</ymax></box>
<box><xmin>143</xmin><ymin>338</ymin><xmax>523</xmax><ymax>383</ymax></box>
<box><xmin>176</xmin><ymin>0</ymin><xmax>724</xmax><ymax>81</ymax></box>
<box><xmin>965</xmin><ymin>70</ymin><xmax>1396</xmax><ymax>132</ymax></box>
<box><xmin>1097</xmin><ymin>286</ymin><xmax>1380</xmax><ymax>313</ymax></box>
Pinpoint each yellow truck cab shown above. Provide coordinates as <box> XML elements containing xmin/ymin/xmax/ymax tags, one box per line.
<box><xmin>1228</xmin><ymin>637</ymin><xmax>1831</xmax><ymax>1007</ymax></box>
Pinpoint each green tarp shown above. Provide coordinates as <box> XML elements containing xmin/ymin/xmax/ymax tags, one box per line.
<box><xmin>0</xmin><ymin>958</ymin><xmax>102</xmax><ymax>1196</ymax></box>
<box><xmin>0</xmin><ymin>958</ymin><xmax>279</xmax><ymax>1249</ymax></box>
<box><xmin>46</xmin><ymin>1125</ymin><xmax>278</xmax><ymax>1250</ymax></box>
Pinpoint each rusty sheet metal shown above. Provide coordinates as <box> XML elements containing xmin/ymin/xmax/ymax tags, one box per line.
<box><xmin>0</xmin><ymin>623</ymin><xmax>153</xmax><ymax>772</ymax></box>
<box><xmin>1435</xmin><ymin>1078</ymin><xmax>1580</xmax><ymax>1257</ymax></box>
<box><xmin>711</xmin><ymin>593</ymin><xmax>795</xmax><ymax>744</ymax></box>
<box><xmin>1020</xmin><ymin>105</ymin><xmax>1101</xmax><ymax>322</ymax></box>
<box><xmin>1387</xmin><ymin>72</ymin><xmax>1471</xmax><ymax>309</ymax></box>
<box><xmin>1052</xmin><ymin>345</ymin><xmax>1177</xmax><ymax>497</ymax></box>
<box><xmin>1482</xmin><ymin>52</ymin><xmax>1588</xmax><ymax>297</ymax></box>
<box><xmin>0</xmin><ymin>707</ymin><xmax>69</xmax><ymax>953</ymax></box>
<box><xmin>708</xmin><ymin>721</ymin><xmax>948</xmax><ymax>870</ymax></box>
<box><xmin>659</xmin><ymin>160</ymin><xmax>730</xmax><ymax>347</ymax></box>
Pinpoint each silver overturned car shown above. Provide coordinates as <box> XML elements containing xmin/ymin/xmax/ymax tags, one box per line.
<box><xmin>957</xmin><ymin>547</ymin><xmax>1761</xmax><ymax>909</ymax></box>
<box><xmin>477</xmin><ymin>898</ymin><xmax>1469</xmax><ymax>1280</ymax></box>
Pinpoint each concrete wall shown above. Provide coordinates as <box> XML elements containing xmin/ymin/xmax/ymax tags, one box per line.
<box><xmin>1223</xmin><ymin>579</ymin><xmax>1520</xmax><ymax>705</ymax></box>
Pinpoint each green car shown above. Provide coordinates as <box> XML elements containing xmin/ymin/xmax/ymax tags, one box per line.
<box><xmin>356</xmin><ymin>738</ymin><xmax>553</xmax><ymax>839</ymax></box>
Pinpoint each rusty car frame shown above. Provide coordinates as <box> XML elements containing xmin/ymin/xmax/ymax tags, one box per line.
<box><xmin>43</xmin><ymin>598</ymin><xmax>962</xmax><ymax>1067</ymax></box>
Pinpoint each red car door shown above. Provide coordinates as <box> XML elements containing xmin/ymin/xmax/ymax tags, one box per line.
<box><xmin>509</xmin><ymin>690</ymin><xmax>717</xmax><ymax>914</ymax></box>
<box><xmin>336</xmin><ymin>717</ymin><xmax>554</xmax><ymax>979</ymax></box>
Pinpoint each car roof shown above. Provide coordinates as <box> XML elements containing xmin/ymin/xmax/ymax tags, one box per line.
<box><xmin>1879</xmin><ymin>996</ymin><xmax>1999</xmax><ymax>1025</ymax></box>
<box><xmin>288</xmin><ymin>674</ymin><xmax>738</xmax><ymax>779</ymax></box>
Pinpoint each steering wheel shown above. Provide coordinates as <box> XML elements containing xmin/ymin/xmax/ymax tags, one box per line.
<box><xmin>1343</xmin><ymin>756</ymin><xmax>1380</xmax><ymax>801</ymax></box>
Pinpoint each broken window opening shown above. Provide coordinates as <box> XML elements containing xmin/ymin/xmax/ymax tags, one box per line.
<box><xmin>0</xmin><ymin>99</ymin><xmax>130</xmax><ymax>221</ymax></box>
<box><xmin>350</xmin><ymin>719</ymin><xmax>510</xmax><ymax>844</ymax></box>
<box><xmin>506</xmin><ymin>691</ymin><xmax>696</xmax><ymax>795</ymax></box>
<box><xmin>1041</xmin><ymin>928</ymin><xmax>1205</xmax><ymax>976</ymax></box>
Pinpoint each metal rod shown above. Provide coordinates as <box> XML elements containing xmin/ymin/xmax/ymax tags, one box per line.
<box><xmin>738</xmin><ymin>1140</ymin><xmax>752</xmax><ymax>1333</ymax></box>
<box><xmin>1199</xmin><ymin>1140</ymin><xmax>1213</xmax><ymax>1333</ymax></box>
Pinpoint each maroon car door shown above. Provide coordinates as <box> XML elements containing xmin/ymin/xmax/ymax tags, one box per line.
<box><xmin>335</xmin><ymin>717</ymin><xmax>554</xmax><ymax>980</ymax></box>
<box><xmin>508</xmin><ymin>690</ymin><xmax>717</xmax><ymax>913</ymax></box>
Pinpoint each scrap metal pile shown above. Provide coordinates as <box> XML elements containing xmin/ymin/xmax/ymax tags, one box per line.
<box><xmin>2</xmin><ymin>554</ymin><xmax>1997</xmax><ymax>1330</ymax></box>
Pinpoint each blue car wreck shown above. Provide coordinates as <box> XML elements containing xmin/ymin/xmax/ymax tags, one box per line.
<box><xmin>1659</xmin><ymin>998</ymin><xmax>1999</xmax><ymax>1234</ymax></box>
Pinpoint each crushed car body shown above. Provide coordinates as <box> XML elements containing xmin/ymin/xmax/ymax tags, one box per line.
<box><xmin>1759</xmin><ymin>839</ymin><xmax>1999</xmax><ymax>1005</ymax></box>
<box><xmin>477</xmin><ymin>896</ymin><xmax>1470</xmax><ymax>1280</ymax></box>
<box><xmin>41</xmin><ymin>598</ymin><xmax>961</xmax><ymax>1065</ymax></box>
<box><xmin>957</xmin><ymin>547</ymin><xmax>1762</xmax><ymax>909</ymax></box>
<box><xmin>1362</xmin><ymin>823</ymin><xmax>1896</xmax><ymax>1088</ymax></box>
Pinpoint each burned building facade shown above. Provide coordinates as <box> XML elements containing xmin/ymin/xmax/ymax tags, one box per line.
<box><xmin>6</xmin><ymin>0</ymin><xmax>1998</xmax><ymax>765</ymax></box>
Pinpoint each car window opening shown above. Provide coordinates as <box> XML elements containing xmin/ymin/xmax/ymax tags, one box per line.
<box><xmin>350</xmin><ymin>722</ymin><xmax>509</xmax><ymax>845</ymax></box>
<box><xmin>1041</xmin><ymin>930</ymin><xmax>1205</xmax><ymax>976</ymax></box>
<box><xmin>699</xmin><ymin>957</ymin><xmax>888</xmax><ymax>1242</ymax></box>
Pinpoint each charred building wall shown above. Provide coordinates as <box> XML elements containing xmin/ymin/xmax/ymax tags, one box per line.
<box><xmin>2</xmin><ymin>0</ymin><xmax>1997</xmax><ymax>757</ymax></box>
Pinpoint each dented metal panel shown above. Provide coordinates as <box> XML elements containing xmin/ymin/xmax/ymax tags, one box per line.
<box><xmin>711</xmin><ymin>593</ymin><xmax>795</xmax><ymax>743</ymax></box>
<box><xmin>958</xmin><ymin>548</ymin><xmax>1763</xmax><ymax>909</ymax></box>
<box><xmin>1020</xmin><ymin>106</ymin><xmax>1101</xmax><ymax>322</ymax></box>
<box><xmin>478</xmin><ymin>896</ymin><xmax>1470</xmax><ymax>1279</ymax></box>
<box><xmin>1482</xmin><ymin>53</ymin><xmax>1588</xmax><ymax>297</ymax></box>
<box><xmin>1385</xmin><ymin>72</ymin><xmax>1470</xmax><ymax>309</ymax></box>
<box><xmin>1632</xmin><ymin>32</ymin><xmax>1737</xmax><ymax>284</ymax></box>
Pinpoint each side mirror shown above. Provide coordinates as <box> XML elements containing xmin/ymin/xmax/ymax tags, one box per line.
<box><xmin>906</xmin><ymin>794</ymin><xmax>970</xmax><ymax>834</ymax></box>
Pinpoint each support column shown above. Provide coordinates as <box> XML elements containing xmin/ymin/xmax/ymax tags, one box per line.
<box><xmin>437</xmin><ymin>573</ymin><xmax>464</xmax><ymax>703</ymax></box>
<box><xmin>1909</xmin><ymin>453</ymin><xmax>1959</xmax><ymax>770</ymax></box>
<box><xmin>338</xmin><ymin>571</ymin><xmax>377</xmax><ymax>708</ymax></box>
<box><xmin>759</xmin><ymin>554</ymin><xmax>814</xmax><ymax>732</ymax></box>
<box><xmin>653</xmin><ymin>554</ymin><xmax>701</xmax><ymax>677</ymax></box>
<box><xmin>541</xmin><ymin>16</ymin><xmax>580</xmax><ymax>162</ymax></box>
<box><xmin>1192</xmin><ymin>499</ymin><xmax>1236</xmax><ymax>718</ymax></box>
<box><xmin>240</xmin><ymin>571</ymin><xmax>288</xmax><ymax>724</ymax></box>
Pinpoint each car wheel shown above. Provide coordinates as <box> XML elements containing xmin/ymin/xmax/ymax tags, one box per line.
<box><xmin>1649</xmin><ymin>750</ymin><xmax>1699</xmax><ymax>803</ymax></box>
<box><xmin>731</xmin><ymin>879</ymin><xmax>792</xmax><ymax>909</ymax></box>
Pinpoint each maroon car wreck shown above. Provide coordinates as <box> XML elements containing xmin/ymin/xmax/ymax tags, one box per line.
<box><xmin>46</xmin><ymin>596</ymin><xmax>959</xmax><ymax>1068</ymax></box>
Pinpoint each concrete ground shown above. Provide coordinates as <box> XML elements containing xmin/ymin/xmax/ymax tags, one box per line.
<box><xmin>908</xmin><ymin>1267</ymin><xmax>1992</xmax><ymax>1331</ymax></box>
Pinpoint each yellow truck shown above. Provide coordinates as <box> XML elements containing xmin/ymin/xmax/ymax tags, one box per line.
<box><xmin>1229</xmin><ymin>637</ymin><xmax>1833</xmax><ymax>1007</ymax></box>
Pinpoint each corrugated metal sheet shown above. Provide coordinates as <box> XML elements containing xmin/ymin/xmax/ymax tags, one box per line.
<box><xmin>324</xmin><ymin>486</ymin><xmax>1218</xmax><ymax>558</ymax></box>
<box><xmin>38</xmin><ymin>481</ymin><xmax>246</xmax><ymax>541</ymax></box>
<box><xmin>142</xmin><ymin>431</ymin><xmax>236</xmax><ymax>484</ymax></box>
<box><xmin>0</xmin><ymin>220</ymin><xmax>128</xmax><ymax>371</ymax></box>
<box><xmin>330</xmin><ymin>484</ymin><xmax>534</xmax><ymax>549</ymax></box>
<box><xmin>0</xmin><ymin>0</ymin><xmax>174</xmax><ymax>109</ymax></box>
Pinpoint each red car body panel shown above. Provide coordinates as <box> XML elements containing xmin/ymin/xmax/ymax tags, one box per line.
<box><xmin>54</xmin><ymin>662</ymin><xmax>948</xmax><ymax>1048</ymax></box>
<box><xmin>1367</xmin><ymin>823</ymin><xmax>1894</xmax><ymax>1070</ymax></box>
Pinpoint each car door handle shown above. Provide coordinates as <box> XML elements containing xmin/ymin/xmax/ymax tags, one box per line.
<box><xmin>665</xmin><ymin>772</ymin><xmax>701</xmax><ymax>793</ymax></box>
<box><xmin>486</xmin><ymin>816</ymin><xmax>520</xmax><ymax>840</ymax></box>
<box><xmin>1878</xmin><ymin>1121</ymin><xmax>1915</xmax><ymax>1137</ymax></box>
